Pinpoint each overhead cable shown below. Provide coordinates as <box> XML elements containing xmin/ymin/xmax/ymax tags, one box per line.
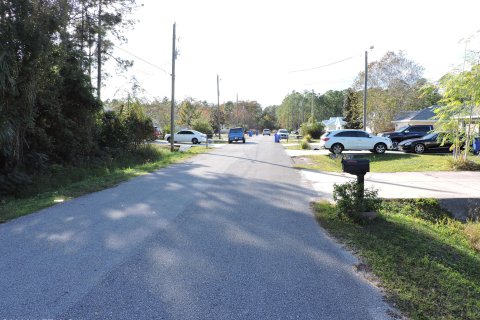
<box><xmin>289</xmin><ymin>56</ymin><xmax>357</xmax><ymax>73</ymax></box>
<box><xmin>113</xmin><ymin>44</ymin><xmax>170</xmax><ymax>76</ymax></box>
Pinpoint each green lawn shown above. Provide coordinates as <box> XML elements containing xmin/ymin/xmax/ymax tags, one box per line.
<box><xmin>0</xmin><ymin>145</ymin><xmax>209</xmax><ymax>223</ymax></box>
<box><xmin>295</xmin><ymin>153</ymin><xmax>480</xmax><ymax>172</ymax></box>
<box><xmin>314</xmin><ymin>200</ymin><xmax>480</xmax><ymax>320</ymax></box>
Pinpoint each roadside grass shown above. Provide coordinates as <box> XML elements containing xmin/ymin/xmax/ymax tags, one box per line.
<box><xmin>295</xmin><ymin>153</ymin><xmax>480</xmax><ymax>172</ymax></box>
<box><xmin>313</xmin><ymin>199</ymin><xmax>480</xmax><ymax>320</ymax></box>
<box><xmin>0</xmin><ymin>145</ymin><xmax>208</xmax><ymax>223</ymax></box>
<box><xmin>285</xmin><ymin>144</ymin><xmax>302</xmax><ymax>150</ymax></box>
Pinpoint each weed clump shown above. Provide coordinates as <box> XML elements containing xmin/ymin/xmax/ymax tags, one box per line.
<box><xmin>333</xmin><ymin>180</ymin><xmax>381</xmax><ymax>223</ymax></box>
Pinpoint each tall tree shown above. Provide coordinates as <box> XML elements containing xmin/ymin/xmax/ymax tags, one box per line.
<box><xmin>69</xmin><ymin>0</ymin><xmax>138</xmax><ymax>98</ymax></box>
<box><xmin>178</xmin><ymin>99</ymin><xmax>201</xmax><ymax>127</ymax></box>
<box><xmin>343</xmin><ymin>89</ymin><xmax>362</xmax><ymax>129</ymax></box>
<box><xmin>1</xmin><ymin>0</ymin><xmax>68</xmax><ymax>172</ymax></box>
<box><xmin>277</xmin><ymin>91</ymin><xmax>310</xmax><ymax>130</ymax></box>
<box><xmin>318</xmin><ymin>90</ymin><xmax>345</xmax><ymax>120</ymax></box>
<box><xmin>1</xmin><ymin>0</ymin><xmax>101</xmax><ymax>177</ymax></box>
<box><xmin>353</xmin><ymin>51</ymin><xmax>426</xmax><ymax>132</ymax></box>
<box><xmin>436</xmin><ymin>63</ymin><xmax>480</xmax><ymax>161</ymax></box>
<box><xmin>259</xmin><ymin>105</ymin><xmax>278</xmax><ymax>129</ymax></box>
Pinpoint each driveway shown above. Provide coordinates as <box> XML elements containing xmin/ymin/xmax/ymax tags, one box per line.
<box><xmin>287</xmin><ymin>148</ymin><xmax>480</xmax><ymax>219</ymax></box>
<box><xmin>0</xmin><ymin>135</ymin><xmax>396</xmax><ymax>319</ymax></box>
<box><xmin>302</xmin><ymin>170</ymin><xmax>480</xmax><ymax>200</ymax></box>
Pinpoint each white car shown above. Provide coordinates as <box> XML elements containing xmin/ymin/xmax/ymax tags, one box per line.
<box><xmin>277</xmin><ymin>129</ymin><xmax>289</xmax><ymax>139</ymax></box>
<box><xmin>319</xmin><ymin>129</ymin><xmax>393</xmax><ymax>154</ymax></box>
<box><xmin>164</xmin><ymin>130</ymin><xmax>206</xmax><ymax>144</ymax></box>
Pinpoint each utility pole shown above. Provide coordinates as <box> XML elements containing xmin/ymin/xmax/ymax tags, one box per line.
<box><xmin>290</xmin><ymin>103</ymin><xmax>294</xmax><ymax>131</ymax></box>
<box><xmin>363</xmin><ymin>50</ymin><xmax>368</xmax><ymax>131</ymax></box>
<box><xmin>300</xmin><ymin>101</ymin><xmax>304</xmax><ymax>124</ymax></box>
<box><xmin>96</xmin><ymin>0</ymin><xmax>102</xmax><ymax>100</ymax></box>
<box><xmin>311</xmin><ymin>89</ymin><xmax>314</xmax><ymax>120</ymax></box>
<box><xmin>217</xmin><ymin>74</ymin><xmax>221</xmax><ymax>139</ymax></box>
<box><xmin>170</xmin><ymin>22</ymin><xmax>176</xmax><ymax>152</ymax></box>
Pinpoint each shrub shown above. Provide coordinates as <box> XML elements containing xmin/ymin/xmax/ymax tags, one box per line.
<box><xmin>304</xmin><ymin>134</ymin><xmax>312</xmax><ymax>142</ymax></box>
<box><xmin>99</xmin><ymin>111</ymin><xmax>127</xmax><ymax>149</ymax></box>
<box><xmin>333</xmin><ymin>180</ymin><xmax>381</xmax><ymax>223</ymax></box>
<box><xmin>192</xmin><ymin>118</ymin><xmax>213</xmax><ymax>135</ymax></box>
<box><xmin>449</xmin><ymin>158</ymin><xmax>480</xmax><ymax>171</ymax></box>
<box><xmin>300</xmin><ymin>139</ymin><xmax>310</xmax><ymax>150</ymax></box>
<box><xmin>100</xmin><ymin>103</ymin><xmax>154</xmax><ymax>151</ymax></box>
<box><xmin>464</xmin><ymin>222</ymin><xmax>480</xmax><ymax>252</ymax></box>
<box><xmin>300</xmin><ymin>121</ymin><xmax>324</xmax><ymax>139</ymax></box>
<box><xmin>0</xmin><ymin>171</ymin><xmax>32</xmax><ymax>197</ymax></box>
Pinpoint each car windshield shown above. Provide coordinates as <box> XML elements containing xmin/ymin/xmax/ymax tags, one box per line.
<box><xmin>278</xmin><ymin>129</ymin><xmax>287</xmax><ymax>133</ymax></box>
<box><xmin>230</xmin><ymin>128</ymin><xmax>243</xmax><ymax>133</ymax></box>
<box><xmin>422</xmin><ymin>132</ymin><xmax>438</xmax><ymax>140</ymax></box>
<box><xmin>396</xmin><ymin>126</ymin><xmax>408</xmax><ymax>132</ymax></box>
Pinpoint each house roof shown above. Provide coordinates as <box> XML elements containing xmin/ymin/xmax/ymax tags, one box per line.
<box><xmin>392</xmin><ymin>105</ymin><xmax>440</xmax><ymax>123</ymax></box>
<box><xmin>322</xmin><ymin>117</ymin><xmax>346</xmax><ymax>126</ymax></box>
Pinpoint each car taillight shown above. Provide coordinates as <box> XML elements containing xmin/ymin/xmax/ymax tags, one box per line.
<box><xmin>322</xmin><ymin>137</ymin><xmax>330</xmax><ymax>141</ymax></box>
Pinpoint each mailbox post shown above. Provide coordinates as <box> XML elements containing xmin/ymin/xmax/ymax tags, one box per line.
<box><xmin>341</xmin><ymin>158</ymin><xmax>370</xmax><ymax>198</ymax></box>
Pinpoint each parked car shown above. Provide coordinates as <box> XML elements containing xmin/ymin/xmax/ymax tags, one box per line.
<box><xmin>398</xmin><ymin>132</ymin><xmax>456</xmax><ymax>154</ymax></box>
<box><xmin>319</xmin><ymin>129</ymin><xmax>393</xmax><ymax>154</ymax></box>
<box><xmin>262</xmin><ymin>129</ymin><xmax>271</xmax><ymax>136</ymax></box>
<box><xmin>277</xmin><ymin>129</ymin><xmax>289</xmax><ymax>139</ymax></box>
<box><xmin>164</xmin><ymin>130</ymin><xmax>206</xmax><ymax>144</ymax></box>
<box><xmin>228</xmin><ymin>127</ymin><xmax>245</xmax><ymax>143</ymax></box>
<box><xmin>153</xmin><ymin>126</ymin><xmax>161</xmax><ymax>139</ymax></box>
<box><xmin>378</xmin><ymin>125</ymin><xmax>434</xmax><ymax>148</ymax></box>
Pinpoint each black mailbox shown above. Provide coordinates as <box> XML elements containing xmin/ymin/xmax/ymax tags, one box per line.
<box><xmin>341</xmin><ymin>158</ymin><xmax>370</xmax><ymax>176</ymax></box>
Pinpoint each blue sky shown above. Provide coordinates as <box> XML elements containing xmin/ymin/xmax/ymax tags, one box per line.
<box><xmin>103</xmin><ymin>0</ymin><xmax>480</xmax><ymax>107</ymax></box>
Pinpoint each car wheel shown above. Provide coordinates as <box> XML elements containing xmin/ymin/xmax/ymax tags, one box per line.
<box><xmin>392</xmin><ymin>141</ymin><xmax>399</xmax><ymax>150</ymax></box>
<box><xmin>330</xmin><ymin>143</ymin><xmax>344</xmax><ymax>154</ymax></box>
<box><xmin>192</xmin><ymin>138</ymin><xmax>198</xmax><ymax>144</ymax></box>
<box><xmin>374</xmin><ymin>143</ymin><xmax>387</xmax><ymax>154</ymax></box>
<box><xmin>228</xmin><ymin>140</ymin><xmax>232</xmax><ymax>144</ymax></box>
<box><xmin>242</xmin><ymin>139</ymin><xmax>245</xmax><ymax>143</ymax></box>
<box><xmin>166</xmin><ymin>137</ymin><xmax>170</xmax><ymax>143</ymax></box>
<box><xmin>414</xmin><ymin>143</ymin><xmax>425</xmax><ymax>154</ymax></box>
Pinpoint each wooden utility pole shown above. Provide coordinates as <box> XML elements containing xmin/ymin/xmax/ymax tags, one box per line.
<box><xmin>363</xmin><ymin>50</ymin><xmax>368</xmax><ymax>131</ymax></box>
<box><xmin>97</xmin><ymin>0</ymin><xmax>102</xmax><ymax>100</ymax></box>
<box><xmin>311</xmin><ymin>89</ymin><xmax>314</xmax><ymax>120</ymax></box>
<box><xmin>217</xmin><ymin>74</ymin><xmax>221</xmax><ymax>139</ymax></box>
<box><xmin>170</xmin><ymin>22</ymin><xmax>176</xmax><ymax>152</ymax></box>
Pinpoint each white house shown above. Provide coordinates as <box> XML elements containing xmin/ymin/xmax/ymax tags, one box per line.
<box><xmin>322</xmin><ymin>117</ymin><xmax>346</xmax><ymax>131</ymax></box>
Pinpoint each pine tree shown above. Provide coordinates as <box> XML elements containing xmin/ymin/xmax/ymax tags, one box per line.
<box><xmin>343</xmin><ymin>89</ymin><xmax>363</xmax><ymax>129</ymax></box>
<box><xmin>178</xmin><ymin>99</ymin><xmax>201</xmax><ymax>127</ymax></box>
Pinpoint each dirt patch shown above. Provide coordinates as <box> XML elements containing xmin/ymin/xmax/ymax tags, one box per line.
<box><xmin>292</xmin><ymin>156</ymin><xmax>316</xmax><ymax>166</ymax></box>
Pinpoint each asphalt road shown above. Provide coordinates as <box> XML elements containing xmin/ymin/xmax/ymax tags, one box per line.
<box><xmin>0</xmin><ymin>135</ymin><xmax>395</xmax><ymax>319</ymax></box>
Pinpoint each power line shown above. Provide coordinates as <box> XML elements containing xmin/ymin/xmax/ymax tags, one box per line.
<box><xmin>113</xmin><ymin>44</ymin><xmax>170</xmax><ymax>76</ymax></box>
<box><xmin>289</xmin><ymin>55</ymin><xmax>359</xmax><ymax>73</ymax></box>
<box><xmin>303</xmin><ymin>77</ymin><xmax>356</xmax><ymax>86</ymax></box>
